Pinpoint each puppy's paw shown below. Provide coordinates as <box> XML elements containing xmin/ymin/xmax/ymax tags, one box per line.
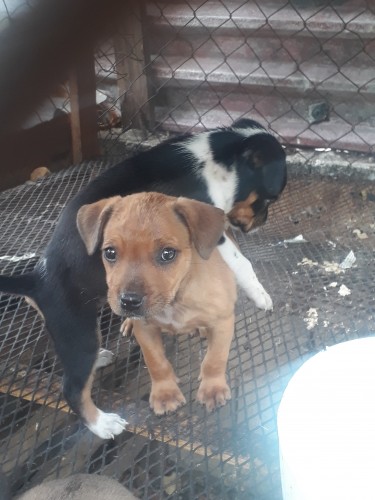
<box><xmin>150</xmin><ymin>381</ymin><xmax>186</xmax><ymax>415</ymax></box>
<box><xmin>244</xmin><ymin>282</ymin><xmax>273</xmax><ymax>311</ymax></box>
<box><xmin>197</xmin><ymin>377</ymin><xmax>231</xmax><ymax>412</ymax></box>
<box><xmin>120</xmin><ymin>318</ymin><xmax>134</xmax><ymax>336</ymax></box>
<box><xmin>252</xmin><ymin>287</ymin><xmax>273</xmax><ymax>311</ymax></box>
<box><xmin>94</xmin><ymin>349</ymin><xmax>115</xmax><ymax>369</ymax></box>
<box><xmin>87</xmin><ymin>409</ymin><xmax>128</xmax><ymax>439</ymax></box>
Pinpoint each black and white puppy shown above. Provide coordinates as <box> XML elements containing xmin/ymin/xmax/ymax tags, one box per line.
<box><xmin>0</xmin><ymin>118</ymin><xmax>286</xmax><ymax>438</ymax></box>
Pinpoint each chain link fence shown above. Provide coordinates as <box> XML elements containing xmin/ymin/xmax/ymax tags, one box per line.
<box><xmin>96</xmin><ymin>0</ymin><xmax>375</xmax><ymax>174</ymax></box>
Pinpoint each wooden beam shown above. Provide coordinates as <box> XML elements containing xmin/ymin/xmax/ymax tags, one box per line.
<box><xmin>114</xmin><ymin>0</ymin><xmax>152</xmax><ymax>131</ymax></box>
<box><xmin>69</xmin><ymin>55</ymin><xmax>100</xmax><ymax>163</ymax></box>
<box><xmin>0</xmin><ymin>0</ymin><xmax>130</xmax><ymax>171</ymax></box>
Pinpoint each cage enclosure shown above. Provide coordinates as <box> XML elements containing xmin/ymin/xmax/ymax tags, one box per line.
<box><xmin>0</xmin><ymin>1</ymin><xmax>374</xmax><ymax>499</ymax></box>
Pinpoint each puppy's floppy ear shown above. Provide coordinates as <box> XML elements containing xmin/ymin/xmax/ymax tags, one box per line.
<box><xmin>241</xmin><ymin>135</ymin><xmax>287</xmax><ymax>197</ymax></box>
<box><xmin>76</xmin><ymin>196</ymin><xmax>121</xmax><ymax>255</ymax></box>
<box><xmin>174</xmin><ymin>198</ymin><xmax>225</xmax><ymax>260</ymax></box>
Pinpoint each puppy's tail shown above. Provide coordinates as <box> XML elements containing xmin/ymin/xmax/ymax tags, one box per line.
<box><xmin>0</xmin><ymin>272</ymin><xmax>39</xmax><ymax>298</ymax></box>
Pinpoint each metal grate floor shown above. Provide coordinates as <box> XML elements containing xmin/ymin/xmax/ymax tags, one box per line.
<box><xmin>0</xmin><ymin>162</ymin><xmax>374</xmax><ymax>499</ymax></box>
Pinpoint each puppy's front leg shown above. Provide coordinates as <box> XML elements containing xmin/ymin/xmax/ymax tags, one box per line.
<box><xmin>132</xmin><ymin>321</ymin><xmax>186</xmax><ymax>415</ymax></box>
<box><xmin>197</xmin><ymin>313</ymin><xmax>234</xmax><ymax>411</ymax></box>
<box><xmin>42</xmin><ymin>296</ymin><xmax>127</xmax><ymax>439</ymax></box>
<box><xmin>218</xmin><ymin>236</ymin><xmax>273</xmax><ymax>310</ymax></box>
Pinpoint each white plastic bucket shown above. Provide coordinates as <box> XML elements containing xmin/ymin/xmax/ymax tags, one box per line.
<box><xmin>278</xmin><ymin>337</ymin><xmax>375</xmax><ymax>500</ymax></box>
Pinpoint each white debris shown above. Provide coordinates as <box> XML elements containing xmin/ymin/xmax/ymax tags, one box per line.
<box><xmin>298</xmin><ymin>258</ymin><xmax>343</xmax><ymax>274</ymax></box>
<box><xmin>338</xmin><ymin>284</ymin><xmax>351</xmax><ymax>297</ymax></box>
<box><xmin>339</xmin><ymin>251</ymin><xmax>356</xmax><ymax>269</ymax></box>
<box><xmin>321</xmin><ymin>261</ymin><xmax>343</xmax><ymax>274</ymax></box>
<box><xmin>283</xmin><ymin>234</ymin><xmax>307</xmax><ymax>244</ymax></box>
<box><xmin>298</xmin><ymin>257</ymin><xmax>319</xmax><ymax>268</ymax></box>
<box><xmin>304</xmin><ymin>308</ymin><xmax>318</xmax><ymax>330</ymax></box>
<box><xmin>353</xmin><ymin>229</ymin><xmax>368</xmax><ymax>240</ymax></box>
<box><xmin>0</xmin><ymin>252</ymin><xmax>36</xmax><ymax>262</ymax></box>
<box><xmin>328</xmin><ymin>282</ymin><xmax>338</xmax><ymax>288</ymax></box>
<box><xmin>323</xmin><ymin>320</ymin><xmax>330</xmax><ymax>328</ymax></box>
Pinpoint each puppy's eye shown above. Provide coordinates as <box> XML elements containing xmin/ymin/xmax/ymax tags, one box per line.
<box><xmin>103</xmin><ymin>247</ymin><xmax>117</xmax><ymax>262</ymax></box>
<box><xmin>160</xmin><ymin>247</ymin><xmax>177</xmax><ymax>263</ymax></box>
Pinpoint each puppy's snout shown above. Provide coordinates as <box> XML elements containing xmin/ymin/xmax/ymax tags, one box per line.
<box><xmin>120</xmin><ymin>292</ymin><xmax>144</xmax><ymax>311</ymax></box>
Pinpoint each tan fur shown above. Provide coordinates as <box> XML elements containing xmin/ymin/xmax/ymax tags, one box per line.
<box><xmin>80</xmin><ymin>369</ymin><xmax>99</xmax><ymax>425</ymax></box>
<box><xmin>228</xmin><ymin>191</ymin><xmax>260</xmax><ymax>232</ymax></box>
<box><xmin>17</xmin><ymin>474</ymin><xmax>137</xmax><ymax>499</ymax></box>
<box><xmin>25</xmin><ymin>296</ymin><xmax>44</xmax><ymax>320</ymax></box>
<box><xmin>77</xmin><ymin>192</ymin><xmax>237</xmax><ymax>414</ymax></box>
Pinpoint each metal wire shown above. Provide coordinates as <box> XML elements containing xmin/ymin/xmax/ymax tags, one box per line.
<box><xmin>0</xmin><ymin>0</ymin><xmax>374</xmax><ymax>498</ymax></box>
<box><xmin>95</xmin><ymin>0</ymin><xmax>375</xmax><ymax>164</ymax></box>
<box><xmin>0</xmin><ymin>162</ymin><xmax>373</xmax><ymax>499</ymax></box>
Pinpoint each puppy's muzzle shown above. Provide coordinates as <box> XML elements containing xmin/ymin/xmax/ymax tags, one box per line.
<box><xmin>120</xmin><ymin>292</ymin><xmax>144</xmax><ymax>315</ymax></box>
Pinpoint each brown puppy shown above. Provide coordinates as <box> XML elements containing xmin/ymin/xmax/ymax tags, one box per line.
<box><xmin>77</xmin><ymin>192</ymin><xmax>237</xmax><ymax>414</ymax></box>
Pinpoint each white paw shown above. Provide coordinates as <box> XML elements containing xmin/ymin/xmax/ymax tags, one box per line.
<box><xmin>255</xmin><ymin>287</ymin><xmax>273</xmax><ymax>310</ymax></box>
<box><xmin>246</xmin><ymin>284</ymin><xmax>273</xmax><ymax>311</ymax></box>
<box><xmin>94</xmin><ymin>349</ymin><xmax>115</xmax><ymax>369</ymax></box>
<box><xmin>86</xmin><ymin>409</ymin><xmax>128</xmax><ymax>439</ymax></box>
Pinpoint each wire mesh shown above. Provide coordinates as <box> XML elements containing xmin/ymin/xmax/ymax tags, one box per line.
<box><xmin>0</xmin><ymin>0</ymin><xmax>374</xmax><ymax>498</ymax></box>
<box><xmin>0</xmin><ymin>161</ymin><xmax>374</xmax><ymax>499</ymax></box>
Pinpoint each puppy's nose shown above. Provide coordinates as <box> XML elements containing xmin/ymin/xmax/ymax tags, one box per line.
<box><xmin>120</xmin><ymin>292</ymin><xmax>143</xmax><ymax>311</ymax></box>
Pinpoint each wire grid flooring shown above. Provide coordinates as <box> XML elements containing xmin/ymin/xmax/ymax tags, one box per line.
<box><xmin>0</xmin><ymin>161</ymin><xmax>374</xmax><ymax>499</ymax></box>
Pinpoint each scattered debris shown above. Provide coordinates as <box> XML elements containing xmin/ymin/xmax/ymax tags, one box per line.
<box><xmin>321</xmin><ymin>261</ymin><xmax>344</xmax><ymax>274</ymax></box>
<box><xmin>339</xmin><ymin>251</ymin><xmax>356</xmax><ymax>269</ymax></box>
<box><xmin>353</xmin><ymin>229</ymin><xmax>368</xmax><ymax>240</ymax></box>
<box><xmin>323</xmin><ymin>320</ymin><xmax>330</xmax><ymax>328</ymax></box>
<box><xmin>283</xmin><ymin>234</ymin><xmax>307</xmax><ymax>244</ymax></box>
<box><xmin>162</xmin><ymin>472</ymin><xmax>178</xmax><ymax>496</ymax></box>
<box><xmin>272</xmin><ymin>234</ymin><xmax>308</xmax><ymax>246</ymax></box>
<box><xmin>328</xmin><ymin>282</ymin><xmax>338</xmax><ymax>288</ymax></box>
<box><xmin>298</xmin><ymin>258</ymin><xmax>345</xmax><ymax>274</ymax></box>
<box><xmin>30</xmin><ymin>166</ymin><xmax>50</xmax><ymax>181</ymax></box>
<box><xmin>298</xmin><ymin>257</ymin><xmax>318</xmax><ymax>268</ymax></box>
<box><xmin>338</xmin><ymin>285</ymin><xmax>351</xmax><ymax>297</ymax></box>
<box><xmin>360</xmin><ymin>189</ymin><xmax>368</xmax><ymax>201</ymax></box>
<box><xmin>304</xmin><ymin>308</ymin><xmax>318</xmax><ymax>330</ymax></box>
<box><xmin>0</xmin><ymin>252</ymin><xmax>36</xmax><ymax>262</ymax></box>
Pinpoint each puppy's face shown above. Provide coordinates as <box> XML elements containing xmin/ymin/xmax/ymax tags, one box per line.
<box><xmin>230</xmin><ymin>128</ymin><xmax>287</xmax><ymax>232</ymax></box>
<box><xmin>228</xmin><ymin>191</ymin><xmax>273</xmax><ymax>232</ymax></box>
<box><xmin>77</xmin><ymin>193</ymin><xmax>225</xmax><ymax>319</ymax></box>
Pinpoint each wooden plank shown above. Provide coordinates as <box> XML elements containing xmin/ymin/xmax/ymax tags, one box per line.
<box><xmin>69</xmin><ymin>55</ymin><xmax>100</xmax><ymax>163</ymax></box>
<box><xmin>114</xmin><ymin>0</ymin><xmax>152</xmax><ymax>131</ymax></box>
<box><xmin>1</xmin><ymin>406</ymin><xmax>70</xmax><ymax>475</ymax></box>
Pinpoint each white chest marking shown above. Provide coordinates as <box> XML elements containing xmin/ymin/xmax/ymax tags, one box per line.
<box><xmin>154</xmin><ymin>304</ymin><xmax>185</xmax><ymax>330</ymax></box>
<box><xmin>182</xmin><ymin>133</ymin><xmax>237</xmax><ymax>212</ymax></box>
